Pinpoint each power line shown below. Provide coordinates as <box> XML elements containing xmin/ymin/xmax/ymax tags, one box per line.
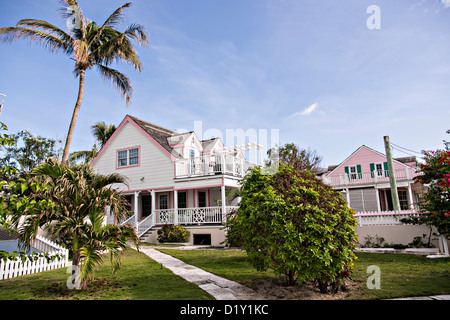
<box><xmin>390</xmin><ymin>142</ymin><xmax>422</xmax><ymax>155</ymax></box>
<box><xmin>391</xmin><ymin>146</ymin><xmax>418</xmax><ymax>157</ymax></box>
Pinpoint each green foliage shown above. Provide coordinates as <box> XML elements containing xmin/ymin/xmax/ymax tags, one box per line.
<box><xmin>0</xmin><ymin>249</ymin><xmax>66</xmax><ymax>264</ymax></box>
<box><xmin>1</xmin><ymin>132</ymin><xmax>139</xmax><ymax>290</ymax></box>
<box><xmin>266</xmin><ymin>143</ymin><xmax>322</xmax><ymax>173</ymax></box>
<box><xmin>157</xmin><ymin>225</ymin><xmax>190</xmax><ymax>243</ymax></box>
<box><xmin>226</xmin><ymin>163</ymin><xmax>358</xmax><ymax>292</ymax></box>
<box><xmin>402</xmin><ymin>130</ymin><xmax>450</xmax><ymax>238</ymax></box>
<box><xmin>0</xmin><ymin>129</ymin><xmax>62</xmax><ymax>172</ymax></box>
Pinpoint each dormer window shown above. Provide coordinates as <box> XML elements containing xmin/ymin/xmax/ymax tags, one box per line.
<box><xmin>117</xmin><ymin>147</ymin><xmax>140</xmax><ymax>168</ymax></box>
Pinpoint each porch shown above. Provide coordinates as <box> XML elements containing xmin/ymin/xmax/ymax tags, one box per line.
<box><xmin>174</xmin><ymin>154</ymin><xmax>254</xmax><ymax>179</ymax></box>
<box><xmin>323</xmin><ymin>167</ymin><xmax>421</xmax><ymax>187</ymax></box>
<box><xmin>110</xmin><ymin>185</ymin><xmax>239</xmax><ymax>237</ymax></box>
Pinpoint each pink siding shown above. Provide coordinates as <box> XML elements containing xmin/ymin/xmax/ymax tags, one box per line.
<box><xmin>327</xmin><ymin>146</ymin><xmax>407</xmax><ymax>177</ymax></box>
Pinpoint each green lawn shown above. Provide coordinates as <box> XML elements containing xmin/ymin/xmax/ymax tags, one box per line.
<box><xmin>0</xmin><ymin>248</ymin><xmax>213</xmax><ymax>300</ymax></box>
<box><xmin>1</xmin><ymin>247</ymin><xmax>449</xmax><ymax>300</ymax></box>
<box><xmin>160</xmin><ymin>249</ymin><xmax>450</xmax><ymax>300</ymax></box>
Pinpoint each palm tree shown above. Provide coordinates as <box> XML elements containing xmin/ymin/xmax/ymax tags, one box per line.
<box><xmin>69</xmin><ymin>121</ymin><xmax>116</xmax><ymax>163</ymax></box>
<box><xmin>0</xmin><ymin>1</ymin><xmax>149</xmax><ymax>164</ymax></box>
<box><xmin>17</xmin><ymin>159</ymin><xmax>139</xmax><ymax>289</ymax></box>
<box><xmin>91</xmin><ymin>121</ymin><xmax>117</xmax><ymax>148</ymax></box>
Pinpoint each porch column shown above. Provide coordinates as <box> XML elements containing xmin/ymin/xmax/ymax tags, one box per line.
<box><xmin>151</xmin><ymin>190</ymin><xmax>156</xmax><ymax>225</ymax></box>
<box><xmin>407</xmin><ymin>183</ymin><xmax>414</xmax><ymax>210</ymax></box>
<box><xmin>134</xmin><ymin>191</ymin><xmax>140</xmax><ymax>227</ymax></box>
<box><xmin>221</xmin><ymin>185</ymin><xmax>226</xmax><ymax>221</ymax></box>
<box><xmin>345</xmin><ymin>188</ymin><xmax>350</xmax><ymax>208</ymax></box>
<box><xmin>174</xmin><ymin>190</ymin><xmax>179</xmax><ymax>225</ymax></box>
<box><xmin>375</xmin><ymin>187</ymin><xmax>381</xmax><ymax>212</ymax></box>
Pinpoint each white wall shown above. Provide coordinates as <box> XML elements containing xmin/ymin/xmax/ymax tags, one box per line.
<box><xmin>92</xmin><ymin>121</ymin><xmax>175</xmax><ymax>191</ymax></box>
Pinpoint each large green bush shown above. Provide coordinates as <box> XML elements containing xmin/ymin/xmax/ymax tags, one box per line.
<box><xmin>226</xmin><ymin>164</ymin><xmax>358</xmax><ymax>292</ymax></box>
<box><xmin>157</xmin><ymin>224</ymin><xmax>190</xmax><ymax>243</ymax></box>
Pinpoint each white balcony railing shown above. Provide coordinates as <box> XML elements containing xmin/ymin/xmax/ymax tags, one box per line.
<box><xmin>174</xmin><ymin>154</ymin><xmax>253</xmax><ymax>178</ymax></box>
<box><xmin>119</xmin><ymin>206</ymin><xmax>238</xmax><ymax>237</ymax></box>
<box><xmin>354</xmin><ymin>209</ymin><xmax>426</xmax><ymax>226</ymax></box>
<box><xmin>155</xmin><ymin>206</ymin><xmax>238</xmax><ymax>225</ymax></box>
<box><xmin>322</xmin><ymin>168</ymin><xmax>421</xmax><ymax>187</ymax></box>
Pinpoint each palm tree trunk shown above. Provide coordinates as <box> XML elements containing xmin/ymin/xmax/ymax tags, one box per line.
<box><xmin>62</xmin><ymin>70</ymin><xmax>86</xmax><ymax>164</ymax></box>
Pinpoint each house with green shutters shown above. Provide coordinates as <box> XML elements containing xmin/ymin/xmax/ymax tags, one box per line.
<box><xmin>321</xmin><ymin>145</ymin><xmax>423</xmax><ymax>213</ymax></box>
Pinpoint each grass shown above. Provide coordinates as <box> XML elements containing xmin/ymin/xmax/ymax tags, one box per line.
<box><xmin>159</xmin><ymin>249</ymin><xmax>450</xmax><ymax>300</ymax></box>
<box><xmin>0</xmin><ymin>248</ymin><xmax>213</xmax><ymax>300</ymax></box>
<box><xmin>1</xmin><ymin>246</ymin><xmax>449</xmax><ymax>300</ymax></box>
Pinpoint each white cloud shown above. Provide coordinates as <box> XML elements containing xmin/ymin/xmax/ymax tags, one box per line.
<box><xmin>443</xmin><ymin>0</ymin><xmax>450</xmax><ymax>8</ymax></box>
<box><xmin>292</xmin><ymin>103</ymin><xmax>319</xmax><ymax>117</ymax></box>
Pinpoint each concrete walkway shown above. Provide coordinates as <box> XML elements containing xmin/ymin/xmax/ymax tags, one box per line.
<box><xmin>137</xmin><ymin>246</ymin><xmax>264</xmax><ymax>300</ymax></box>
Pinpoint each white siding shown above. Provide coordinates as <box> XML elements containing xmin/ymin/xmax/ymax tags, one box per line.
<box><xmin>92</xmin><ymin>122</ymin><xmax>174</xmax><ymax>191</ymax></box>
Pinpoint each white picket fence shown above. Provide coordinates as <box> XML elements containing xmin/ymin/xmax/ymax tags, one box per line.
<box><xmin>354</xmin><ymin>209</ymin><xmax>426</xmax><ymax>226</ymax></box>
<box><xmin>0</xmin><ymin>235</ymin><xmax>69</xmax><ymax>280</ymax></box>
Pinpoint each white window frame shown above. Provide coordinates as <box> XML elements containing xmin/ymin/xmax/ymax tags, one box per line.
<box><xmin>349</xmin><ymin>165</ymin><xmax>357</xmax><ymax>180</ymax></box>
<box><xmin>117</xmin><ymin>147</ymin><xmax>140</xmax><ymax>168</ymax></box>
<box><xmin>374</xmin><ymin>162</ymin><xmax>384</xmax><ymax>177</ymax></box>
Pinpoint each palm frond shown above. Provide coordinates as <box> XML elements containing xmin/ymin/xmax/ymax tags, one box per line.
<box><xmin>91</xmin><ymin>122</ymin><xmax>116</xmax><ymax>147</ymax></box>
<box><xmin>88</xmin><ymin>2</ymin><xmax>132</xmax><ymax>47</ymax></box>
<box><xmin>123</xmin><ymin>23</ymin><xmax>149</xmax><ymax>47</ymax></box>
<box><xmin>69</xmin><ymin>147</ymin><xmax>98</xmax><ymax>164</ymax></box>
<box><xmin>79</xmin><ymin>246</ymin><xmax>103</xmax><ymax>283</ymax></box>
<box><xmin>0</xmin><ymin>27</ymin><xmax>72</xmax><ymax>55</ymax></box>
<box><xmin>91</xmin><ymin>23</ymin><xmax>148</xmax><ymax>72</ymax></box>
<box><xmin>58</xmin><ymin>0</ymin><xmax>86</xmax><ymax>39</ymax></box>
<box><xmin>95</xmin><ymin>64</ymin><xmax>133</xmax><ymax>104</ymax></box>
<box><xmin>31</xmin><ymin>158</ymin><xmax>67</xmax><ymax>179</ymax></box>
<box><xmin>91</xmin><ymin>172</ymin><xmax>127</xmax><ymax>189</ymax></box>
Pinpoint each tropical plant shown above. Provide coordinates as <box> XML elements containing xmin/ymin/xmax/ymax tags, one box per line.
<box><xmin>14</xmin><ymin>159</ymin><xmax>138</xmax><ymax>289</ymax></box>
<box><xmin>69</xmin><ymin>121</ymin><xmax>116</xmax><ymax>163</ymax></box>
<box><xmin>0</xmin><ymin>1</ymin><xmax>149</xmax><ymax>164</ymax></box>
<box><xmin>226</xmin><ymin>164</ymin><xmax>358</xmax><ymax>292</ymax></box>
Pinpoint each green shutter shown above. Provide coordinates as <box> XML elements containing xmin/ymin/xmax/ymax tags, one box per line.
<box><xmin>356</xmin><ymin>164</ymin><xmax>362</xmax><ymax>179</ymax></box>
<box><xmin>370</xmin><ymin>163</ymin><xmax>375</xmax><ymax>178</ymax></box>
<box><xmin>383</xmin><ymin>162</ymin><xmax>389</xmax><ymax>177</ymax></box>
<box><xmin>344</xmin><ymin>166</ymin><xmax>349</xmax><ymax>179</ymax></box>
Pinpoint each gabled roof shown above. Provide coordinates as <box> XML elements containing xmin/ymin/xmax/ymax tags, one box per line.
<box><xmin>325</xmin><ymin>145</ymin><xmax>416</xmax><ymax>177</ymax></box>
<box><xmin>202</xmin><ymin>137</ymin><xmax>222</xmax><ymax>153</ymax></box>
<box><xmin>91</xmin><ymin>115</ymin><xmax>183</xmax><ymax>166</ymax></box>
<box><xmin>127</xmin><ymin>115</ymin><xmax>179</xmax><ymax>157</ymax></box>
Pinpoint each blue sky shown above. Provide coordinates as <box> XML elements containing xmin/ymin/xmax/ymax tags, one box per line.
<box><xmin>1</xmin><ymin>0</ymin><xmax>449</xmax><ymax>167</ymax></box>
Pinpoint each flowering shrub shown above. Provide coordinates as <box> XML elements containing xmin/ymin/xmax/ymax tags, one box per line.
<box><xmin>413</xmin><ymin>132</ymin><xmax>450</xmax><ymax>237</ymax></box>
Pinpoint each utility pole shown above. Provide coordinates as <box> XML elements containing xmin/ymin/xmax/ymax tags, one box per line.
<box><xmin>384</xmin><ymin>136</ymin><xmax>400</xmax><ymax>212</ymax></box>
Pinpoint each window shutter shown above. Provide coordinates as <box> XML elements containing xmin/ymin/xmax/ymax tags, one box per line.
<box><xmin>383</xmin><ymin>162</ymin><xmax>389</xmax><ymax>177</ymax></box>
<box><xmin>356</xmin><ymin>164</ymin><xmax>362</xmax><ymax>179</ymax></box>
<box><xmin>344</xmin><ymin>166</ymin><xmax>349</xmax><ymax>179</ymax></box>
<box><xmin>370</xmin><ymin>163</ymin><xmax>375</xmax><ymax>178</ymax></box>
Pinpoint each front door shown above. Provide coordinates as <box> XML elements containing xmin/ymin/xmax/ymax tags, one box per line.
<box><xmin>159</xmin><ymin>194</ymin><xmax>169</xmax><ymax>210</ymax></box>
<box><xmin>141</xmin><ymin>195</ymin><xmax>152</xmax><ymax>218</ymax></box>
<box><xmin>198</xmin><ymin>191</ymin><xmax>206</xmax><ymax>208</ymax></box>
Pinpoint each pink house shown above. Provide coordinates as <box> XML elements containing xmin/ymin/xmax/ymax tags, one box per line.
<box><xmin>321</xmin><ymin>145</ymin><xmax>423</xmax><ymax>213</ymax></box>
<box><xmin>91</xmin><ymin>115</ymin><xmax>256</xmax><ymax>246</ymax></box>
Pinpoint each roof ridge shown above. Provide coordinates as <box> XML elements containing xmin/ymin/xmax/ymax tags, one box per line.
<box><xmin>127</xmin><ymin>115</ymin><xmax>174</xmax><ymax>136</ymax></box>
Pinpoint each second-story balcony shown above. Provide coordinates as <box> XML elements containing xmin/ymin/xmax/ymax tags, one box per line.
<box><xmin>174</xmin><ymin>154</ymin><xmax>254</xmax><ymax>179</ymax></box>
<box><xmin>322</xmin><ymin>167</ymin><xmax>422</xmax><ymax>187</ymax></box>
